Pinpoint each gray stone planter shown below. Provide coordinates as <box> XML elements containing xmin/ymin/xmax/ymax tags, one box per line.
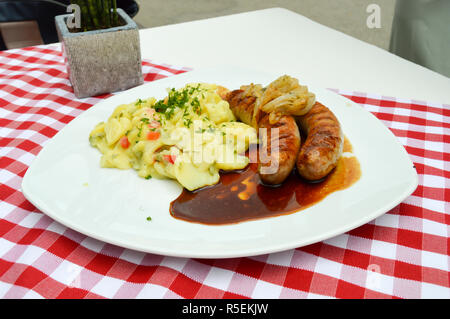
<box><xmin>55</xmin><ymin>8</ymin><xmax>143</xmax><ymax>99</ymax></box>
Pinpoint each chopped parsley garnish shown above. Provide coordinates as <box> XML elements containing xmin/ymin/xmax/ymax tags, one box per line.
<box><xmin>154</xmin><ymin>88</ymin><xmax>189</xmax><ymax>118</ymax></box>
<box><xmin>183</xmin><ymin>117</ymin><xmax>193</xmax><ymax>128</ymax></box>
<box><xmin>145</xmin><ymin>175</ymin><xmax>152</xmax><ymax>180</ymax></box>
<box><xmin>135</xmin><ymin>98</ymin><xmax>144</xmax><ymax>106</ymax></box>
<box><xmin>191</xmin><ymin>97</ymin><xmax>201</xmax><ymax>114</ymax></box>
<box><xmin>146</xmin><ymin>216</ymin><xmax>152</xmax><ymax>221</ymax></box>
<box><xmin>153</xmin><ymin>85</ymin><xmax>205</xmax><ymax>123</ymax></box>
<box><xmin>140</xmin><ymin>117</ymin><xmax>150</xmax><ymax>124</ymax></box>
<box><xmin>188</xmin><ymin>83</ymin><xmax>201</xmax><ymax>95</ymax></box>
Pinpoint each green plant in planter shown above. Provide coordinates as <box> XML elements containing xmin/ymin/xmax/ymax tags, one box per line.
<box><xmin>55</xmin><ymin>1</ymin><xmax>142</xmax><ymax>98</ymax></box>
<box><xmin>70</xmin><ymin>0</ymin><xmax>122</xmax><ymax>32</ymax></box>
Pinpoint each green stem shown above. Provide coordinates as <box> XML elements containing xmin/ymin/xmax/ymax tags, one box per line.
<box><xmin>87</xmin><ymin>0</ymin><xmax>100</xmax><ymax>29</ymax></box>
<box><xmin>112</xmin><ymin>0</ymin><xmax>118</xmax><ymax>27</ymax></box>
<box><xmin>85</xmin><ymin>0</ymin><xmax>100</xmax><ymax>29</ymax></box>
<box><xmin>104</xmin><ymin>0</ymin><xmax>111</xmax><ymax>28</ymax></box>
<box><xmin>95</xmin><ymin>0</ymin><xmax>101</xmax><ymax>28</ymax></box>
<box><xmin>74</xmin><ymin>0</ymin><xmax>121</xmax><ymax>31</ymax></box>
<box><xmin>79</xmin><ymin>0</ymin><xmax>93</xmax><ymax>31</ymax></box>
<box><xmin>98</xmin><ymin>0</ymin><xmax>105</xmax><ymax>28</ymax></box>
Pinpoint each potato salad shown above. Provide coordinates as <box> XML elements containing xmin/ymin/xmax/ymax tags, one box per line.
<box><xmin>89</xmin><ymin>83</ymin><xmax>257</xmax><ymax>191</ymax></box>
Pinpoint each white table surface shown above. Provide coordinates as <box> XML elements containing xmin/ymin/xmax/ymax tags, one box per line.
<box><xmin>138</xmin><ymin>8</ymin><xmax>450</xmax><ymax>105</ymax></box>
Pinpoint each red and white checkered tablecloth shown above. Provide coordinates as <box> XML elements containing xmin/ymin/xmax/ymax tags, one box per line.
<box><xmin>0</xmin><ymin>44</ymin><xmax>448</xmax><ymax>299</ymax></box>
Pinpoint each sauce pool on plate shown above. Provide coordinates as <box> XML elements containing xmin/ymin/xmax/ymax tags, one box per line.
<box><xmin>170</xmin><ymin>137</ymin><xmax>361</xmax><ymax>225</ymax></box>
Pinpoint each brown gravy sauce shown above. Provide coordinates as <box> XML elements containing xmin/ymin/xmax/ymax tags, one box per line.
<box><xmin>343</xmin><ymin>136</ymin><xmax>353</xmax><ymax>153</ymax></box>
<box><xmin>170</xmin><ymin>137</ymin><xmax>361</xmax><ymax>225</ymax></box>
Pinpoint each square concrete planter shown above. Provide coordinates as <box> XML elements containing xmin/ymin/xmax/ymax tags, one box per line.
<box><xmin>55</xmin><ymin>8</ymin><xmax>143</xmax><ymax>99</ymax></box>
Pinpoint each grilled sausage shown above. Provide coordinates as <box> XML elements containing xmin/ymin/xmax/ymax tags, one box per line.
<box><xmin>225</xmin><ymin>89</ymin><xmax>258</xmax><ymax>126</ymax></box>
<box><xmin>296</xmin><ymin>102</ymin><xmax>343</xmax><ymax>181</ymax></box>
<box><xmin>258</xmin><ymin>114</ymin><xmax>301</xmax><ymax>185</ymax></box>
<box><xmin>225</xmin><ymin>89</ymin><xmax>301</xmax><ymax>185</ymax></box>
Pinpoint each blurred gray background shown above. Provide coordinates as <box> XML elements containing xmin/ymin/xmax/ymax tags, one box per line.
<box><xmin>3</xmin><ymin>0</ymin><xmax>447</xmax><ymax>77</ymax></box>
<box><xmin>134</xmin><ymin>0</ymin><xmax>396</xmax><ymax>50</ymax></box>
<box><xmin>0</xmin><ymin>0</ymin><xmax>396</xmax><ymax>50</ymax></box>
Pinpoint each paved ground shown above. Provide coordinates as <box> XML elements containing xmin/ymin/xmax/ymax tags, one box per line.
<box><xmin>134</xmin><ymin>0</ymin><xmax>396</xmax><ymax>50</ymax></box>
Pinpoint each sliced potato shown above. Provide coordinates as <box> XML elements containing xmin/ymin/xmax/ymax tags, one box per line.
<box><xmin>89</xmin><ymin>82</ymin><xmax>257</xmax><ymax>190</ymax></box>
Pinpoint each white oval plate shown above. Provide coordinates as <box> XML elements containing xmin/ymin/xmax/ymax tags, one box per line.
<box><xmin>22</xmin><ymin>67</ymin><xmax>418</xmax><ymax>258</ymax></box>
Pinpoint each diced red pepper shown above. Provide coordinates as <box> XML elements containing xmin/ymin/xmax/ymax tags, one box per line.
<box><xmin>147</xmin><ymin>131</ymin><xmax>160</xmax><ymax>140</ymax></box>
<box><xmin>163</xmin><ymin>154</ymin><xmax>176</xmax><ymax>164</ymax></box>
<box><xmin>120</xmin><ymin>136</ymin><xmax>130</xmax><ymax>149</ymax></box>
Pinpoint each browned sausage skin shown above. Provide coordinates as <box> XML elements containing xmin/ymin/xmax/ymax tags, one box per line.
<box><xmin>225</xmin><ymin>89</ymin><xmax>257</xmax><ymax>126</ymax></box>
<box><xmin>225</xmin><ymin>89</ymin><xmax>301</xmax><ymax>185</ymax></box>
<box><xmin>296</xmin><ymin>102</ymin><xmax>343</xmax><ymax>181</ymax></box>
<box><xmin>258</xmin><ymin>114</ymin><xmax>300</xmax><ymax>185</ymax></box>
